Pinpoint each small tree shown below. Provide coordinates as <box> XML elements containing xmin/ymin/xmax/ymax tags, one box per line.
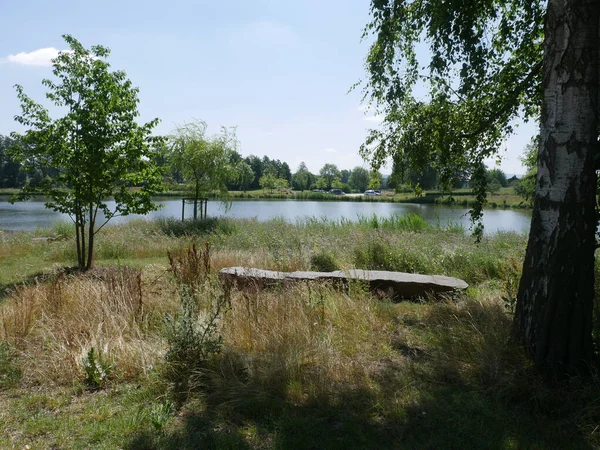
<box><xmin>487</xmin><ymin>168</ymin><xmax>508</xmax><ymax>188</ymax></box>
<box><xmin>348</xmin><ymin>167</ymin><xmax>370</xmax><ymax>192</ymax></box>
<box><xmin>319</xmin><ymin>163</ymin><xmax>341</xmax><ymax>190</ymax></box>
<box><xmin>168</xmin><ymin>121</ymin><xmax>238</xmax><ymax>217</ymax></box>
<box><xmin>369</xmin><ymin>170</ymin><xmax>383</xmax><ymax>189</ymax></box>
<box><xmin>292</xmin><ymin>162</ymin><xmax>311</xmax><ymax>192</ymax></box>
<box><xmin>514</xmin><ymin>138</ymin><xmax>538</xmax><ymax>204</ymax></box>
<box><xmin>236</xmin><ymin>161</ymin><xmax>255</xmax><ymax>192</ymax></box>
<box><xmin>315</xmin><ymin>177</ymin><xmax>328</xmax><ymax>190</ymax></box>
<box><xmin>275</xmin><ymin>177</ymin><xmax>290</xmax><ymax>191</ymax></box>
<box><xmin>487</xmin><ymin>181</ymin><xmax>502</xmax><ymax>196</ymax></box>
<box><xmin>259</xmin><ymin>173</ymin><xmax>277</xmax><ymax>193</ymax></box>
<box><xmin>10</xmin><ymin>35</ymin><xmax>163</xmax><ymax>270</ymax></box>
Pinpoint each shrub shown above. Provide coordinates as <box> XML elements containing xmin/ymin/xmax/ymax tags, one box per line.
<box><xmin>82</xmin><ymin>347</ymin><xmax>113</xmax><ymax>390</ymax></box>
<box><xmin>353</xmin><ymin>239</ymin><xmax>429</xmax><ymax>274</ymax></box>
<box><xmin>150</xmin><ymin>399</ymin><xmax>175</xmax><ymax>432</ymax></box>
<box><xmin>310</xmin><ymin>251</ymin><xmax>340</xmax><ymax>272</ymax></box>
<box><xmin>163</xmin><ymin>284</ymin><xmax>228</xmax><ymax>402</ymax></box>
<box><xmin>0</xmin><ymin>341</ymin><xmax>22</xmax><ymax>388</ymax></box>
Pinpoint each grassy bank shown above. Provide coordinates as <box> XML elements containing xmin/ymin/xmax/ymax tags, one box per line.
<box><xmin>0</xmin><ymin>216</ymin><xmax>598</xmax><ymax>449</ymax></box>
<box><xmin>1</xmin><ymin>187</ymin><xmax>533</xmax><ymax>209</ymax></box>
<box><xmin>227</xmin><ymin>188</ymin><xmax>532</xmax><ymax>208</ymax></box>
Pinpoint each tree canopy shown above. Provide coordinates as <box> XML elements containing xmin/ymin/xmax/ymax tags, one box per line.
<box><xmin>361</xmin><ymin>0</ymin><xmax>599</xmax><ymax>378</ymax></box>
<box><xmin>10</xmin><ymin>35</ymin><xmax>163</xmax><ymax>269</ymax></box>
<box><xmin>319</xmin><ymin>163</ymin><xmax>341</xmax><ymax>190</ymax></box>
<box><xmin>348</xmin><ymin>167</ymin><xmax>370</xmax><ymax>192</ymax></box>
<box><xmin>361</xmin><ymin>0</ymin><xmax>545</xmax><ymax>229</ymax></box>
<box><xmin>292</xmin><ymin>162</ymin><xmax>312</xmax><ymax>191</ymax></box>
<box><xmin>168</xmin><ymin>121</ymin><xmax>239</xmax><ymax>205</ymax></box>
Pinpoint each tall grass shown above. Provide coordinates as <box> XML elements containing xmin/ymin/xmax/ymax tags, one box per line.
<box><xmin>357</xmin><ymin>213</ymin><xmax>430</xmax><ymax>232</ymax></box>
<box><xmin>0</xmin><ymin>266</ymin><xmax>177</xmax><ymax>385</ymax></box>
<box><xmin>0</xmin><ymin>222</ymin><xmax>599</xmax><ymax>448</ymax></box>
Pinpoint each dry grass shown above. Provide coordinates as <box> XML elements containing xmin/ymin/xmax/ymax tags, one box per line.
<box><xmin>221</xmin><ymin>283</ymin><xmax>395</xmax><ymax>398</ymax></box>
<box><xmin>0</xmin><ymin>266</ymin><xmax>178</xmax><ymax>385</ymax></box>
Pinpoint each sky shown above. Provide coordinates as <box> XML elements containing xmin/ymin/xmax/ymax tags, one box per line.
<box><xmin>0</xmin><ymin>0</ymin><xmax>536</xmax><ymax>175</ymax></box>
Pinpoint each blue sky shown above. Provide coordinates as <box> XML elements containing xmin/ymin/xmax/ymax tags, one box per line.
<box><xmin>0</xmin><ymin>0</ymin><xmax>535</xmax><ymax>175</ymax></box>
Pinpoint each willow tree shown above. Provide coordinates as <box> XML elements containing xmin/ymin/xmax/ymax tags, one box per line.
<box><xmin>168</xmin><ymin>121</ymin><xmax>238</xmax><ymax>219</ymax></box>
<box><xmin>361</xmin><ymin>0</ymin><xmax>599</xmax><ymax>378</ymax></box>
<box><xmin>11</xmin><ymin>35</ymin><xmax>163</xmax><ymax>270</ymax></box>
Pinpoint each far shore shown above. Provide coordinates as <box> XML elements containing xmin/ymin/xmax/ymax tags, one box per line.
<box><xmin>0</xmin><ymin>187</ymin><xmax>533</xmax><ymax>210</ymax></box>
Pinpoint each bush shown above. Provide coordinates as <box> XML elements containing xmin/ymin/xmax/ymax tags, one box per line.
<box><xmin>0</xmin><ymin>342</ymin><xmax>22</xmax><ymax>389</ymax></box>
<box><xmin>163</xmin><ymin>284</ymin><xmax>228</xmax><ymax>402</ymax></box>
<box><xmin>82</xmin><ymin>347</ymin><xmax>113</xmax><ymax>390</ymax></box>
<box><xmin>353</xmin><ymin>240</ymin><xmax>429</xmax><ymax>274</ymax></box>
<box><xmin>310</xmin><ymin>251</ymin><xmax>340</xmax><ymax>272</ymax></box>
<box><xmin>394</xmin><ymin>183</ymin><xmax>414</xmax><ymax>194</ymax></box>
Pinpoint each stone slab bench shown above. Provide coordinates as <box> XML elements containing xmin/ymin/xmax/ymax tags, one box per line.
<box><xmin>218</xmin><ymin>267</ymin><xmax>468</xmax><ymax>300</ymax></box>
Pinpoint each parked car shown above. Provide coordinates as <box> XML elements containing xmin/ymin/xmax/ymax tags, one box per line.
<box><xmin>364</xmin><ymin>190</ymin><xmax>381</xmax><ymax>196</ymax></box>
<box><xmin>330</xmin><ymin>189</ymin><xmax>345</xmax><ymax>195</ymax></box>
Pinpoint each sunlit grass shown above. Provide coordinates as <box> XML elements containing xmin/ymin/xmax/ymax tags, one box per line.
<box><xmin>0</xmin><ymin>216</ymin><xmax>598</xmax><ymax>449</ymax></box>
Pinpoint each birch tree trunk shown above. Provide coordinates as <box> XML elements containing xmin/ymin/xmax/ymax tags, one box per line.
<box><xmin>513</xmin><ymin>0</ymin><xmax>600</xmax><ymax>378</ymax></box>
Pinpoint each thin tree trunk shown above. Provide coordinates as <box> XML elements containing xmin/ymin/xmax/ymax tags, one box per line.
<box><xmin>75</xmin><ymin>209</ymin><xmax>82</xmax><ymax>268</ymax></box>
<box><xmin>86</xmin><ymin>204</ymin><xmax>94</xmax><ymax>270</ymax></box>
<box><xmin>194</xmin><ymin>178</ymin><xmax>199</xmax><ymax>220</ymax></box>
<box><xmin>513</xmin><ymin>0</ymin><xmax>599</xmax><ymax>378</ymax></box>
<box><xmin>79</xmin><ymin>212</ymin><xmax>86</xmax><ymax>269</ymax></box>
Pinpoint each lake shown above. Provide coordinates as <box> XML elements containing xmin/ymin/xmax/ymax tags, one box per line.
<box><xmin>0</xmin><ymin>197</ymin><xmax>532</xmax><ymax>234</ymax></box>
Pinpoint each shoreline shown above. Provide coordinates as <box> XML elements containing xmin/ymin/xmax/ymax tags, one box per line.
<box><xmin>0</xmin><ymin>190</ymin><xmax>533</xmax><ymax>210</ymax></box>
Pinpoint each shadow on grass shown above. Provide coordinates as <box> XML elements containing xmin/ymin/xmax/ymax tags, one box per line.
<box><xmin>126</xmin><ymin>362</ymin><xmax>596</xmax><ymax>449</ymax></box>
<box><xmin>0</xmin><ymin>269</ymin><xmax>64</xmax><ymax>303</ymax></box>
<box><xmin>0</xmin><ymin>265</ymin><xmax>141</xmax><ymax>303</ymax></box>
<box><xmin>125</xmin><ymin>294</ymin><xmax>599</xmax><ymax>450</ymax></box>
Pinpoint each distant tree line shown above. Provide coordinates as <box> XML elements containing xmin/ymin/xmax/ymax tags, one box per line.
<box><xmin>4</xmin><ymin>130</ymin><xmax>519</xmax><ymax>197</ymax></box>
<box><xmin>0</xmin><ymin>135</ymin><xmax>60</xmax><ymax>188</ymax></box>
<box><xmin>387</xmin><ymin>157</ymin><xmax>519</xmax><ymax>196</ymax></box>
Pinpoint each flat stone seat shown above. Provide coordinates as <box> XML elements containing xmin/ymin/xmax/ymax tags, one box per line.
<box><xmin>218</xmin><ymin>267</ymin><xmax>468</xmax><ymax>300</ymax></box>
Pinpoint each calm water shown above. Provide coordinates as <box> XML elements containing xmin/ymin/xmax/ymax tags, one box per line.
<box><xmin>0</xmin><ymin>197</ymin><xmax>532</xmax><ymax>233</ymax></box>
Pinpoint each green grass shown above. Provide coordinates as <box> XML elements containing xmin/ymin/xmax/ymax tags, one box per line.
<box><xmin>0</xmin><ymin>215</ymin><xmax>598</xmax><ymax>449</ymax></box>
<box><xmin>1</xmin><ymin>383</ymin><xmax>168</xmax><ymax>449</ymax></box>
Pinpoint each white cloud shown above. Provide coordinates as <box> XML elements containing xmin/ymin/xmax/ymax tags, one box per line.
<box><xmin>324</xmin><ymin>147</ymin><xmax>337</xmax><ymax>153</ymax></box>
<box><xmin>6</xmin><ymin>47</ymin><xmax>65</xmax><ymax>67</ymax></box>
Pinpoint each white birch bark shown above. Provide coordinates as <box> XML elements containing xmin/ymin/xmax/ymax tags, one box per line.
<box><xmin>514</xmin><ymin>0</ymin><xmax>599</xmax><ymax>377</ymax></box>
